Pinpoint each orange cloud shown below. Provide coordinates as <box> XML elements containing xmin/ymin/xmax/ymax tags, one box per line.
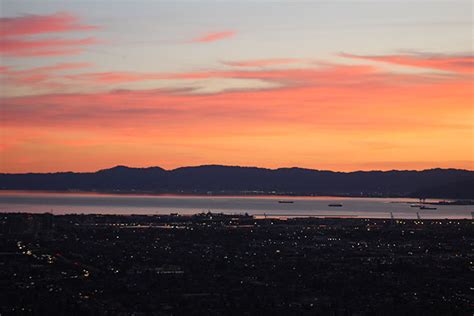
<box><xmin>341</xmin><ymin>52</ymin><xmax>474</xmax><ymax>74</ymax></box>
<box><xmin>191</xmin><ymin>31</ymin><xmax>235</xmax><ymax>43</ymax></box>
<box><xmin>2</xmin><ymin>74</ymin><xmax>472</xmax><ymax>172</ymax></box>
<box><xmin>1</xmin><ymin>53</ymin><xmax>472</xmax><ymax>172</ymax></box>
<box><xmin>0</xmin><ymin>12</ymin><xmax>97</xmax><ymax>37</ymax></box>
<box><xmin>2</xmin><ymin>62</ymin><xmax>471</xmax><ymax>129</ymax></box>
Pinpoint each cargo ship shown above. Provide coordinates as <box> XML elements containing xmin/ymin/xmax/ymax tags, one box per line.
<box><xmin>419</xmin><ymin>206</ymin><xmax>437</xmax><ymax>210</ymax></box>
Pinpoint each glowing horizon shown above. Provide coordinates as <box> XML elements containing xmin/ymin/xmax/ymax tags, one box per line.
<box><xmin>1</xmin><ymin>1</ymin><xmax>473</xmax><ymax>173</ymax></box>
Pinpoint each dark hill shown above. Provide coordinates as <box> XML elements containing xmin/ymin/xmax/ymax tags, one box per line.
<box><xmin>0</xmin><ymin>165</ymin><xmax>472</xmax><ymax>198</ymax></box>
<box><xmin>411</xmin><ymin>178</ymin><xmax>474</xmax><ymax>199</ymax></box>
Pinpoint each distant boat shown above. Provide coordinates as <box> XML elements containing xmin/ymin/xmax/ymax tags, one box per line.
<box><xmin>328</xmin><ymin>203</ymin><xmax>343</xmax><ymax>207</ymax></box>
<box><xmin>278</xmin><ymin>200</ymin><xmax>294</xmax><ymax>204</ymax></box>
<box><xmin>410</xmin><ymin>204</ymin><xmax>420</xmax><ymax>208</ymax></box>
<box><xmin>419</xmin><ymin>206</ymin><xmax>437</xmax><ymax>210</ymax></box>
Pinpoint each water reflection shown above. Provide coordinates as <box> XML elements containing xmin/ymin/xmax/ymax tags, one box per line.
<box><xmin>0</xmin><ymin>191</ymin><xmax>472</xmax><ymax>219</ymax></box>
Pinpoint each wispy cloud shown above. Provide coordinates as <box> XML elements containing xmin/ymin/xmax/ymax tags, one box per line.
<box><xmin>0</xmin><ymin>37</ymin><xmax>98</xmax><ymax>57</ymax></box>
<box><xmin>16</xmin><ymin>63</ymin><xmax>93</xmax><ymax>73</ymax></box>
<box><xmin>1</xmin><ymin>62</ymin><xmax>91</xmax><ymax>87</ymax></box>
<box><xmin>222</xmin><ymin>58</ymin><xmax>306</xmax><ymax>67</ymax></box>
<box><xmin>191</xmin><ymin>31</ymin><xmax>235</xmax><ymax>43</ymax></box>
<box><xmin>3</xmin><ymin>57</ymin><xmax>461</xmax><ymax>95</ymax></box>
<box><xmin>3</xmin><ymin>57</ymin><xmax>471</xmax><ymax>128</ymax></box>
<box><xmin>61</xmin><ymin>64</ymin><xmax>459</xmax><ymax>96</ymax></box>
<box><xmin>0</xmin><ymin>12</ymin><xmax>97</xmax><ymax>37</ymax></box>
<box><xmin>341</xmin><ymin>52</ymin><xmax>474</xmax><ymax>74</ymax></box>
<box><xmin>0</xmin><ymin>12</ymin><xmax>99</xmax><ymax>57</ymax></box>
<box><xmin>2</xmin><ymin>52</ymin><xmax>472</xmax><ymax>172</ymax></box>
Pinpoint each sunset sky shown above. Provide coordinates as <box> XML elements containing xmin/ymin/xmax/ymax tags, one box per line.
<box><xmin>1</xmin><ymin>0</ymin><xmax>473</xmax><ymax>173</ymax></box>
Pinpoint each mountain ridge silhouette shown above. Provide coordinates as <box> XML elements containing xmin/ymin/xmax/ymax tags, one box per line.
<box><xmin>1</xmin><ymin>165</ymin><xmax>472</xmax><ymax>198</ymax></box>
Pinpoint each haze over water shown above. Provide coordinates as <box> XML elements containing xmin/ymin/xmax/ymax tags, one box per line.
<box><xmin>0</xmin><ymin>191</ymin><xmax>472</xmax><ymax>219</ymax></box>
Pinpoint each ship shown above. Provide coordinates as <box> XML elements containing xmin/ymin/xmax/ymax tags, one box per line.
<box><xmin>419</xmin><ymin>206</ymin><xmax>437</xmax><ymax>210</ymax></box>
<box><xmin>278</xmin><ymin>200</ymin><xmax>294</xmax><ymax>204</ymax></box>
<box><xmin>328</xmin><ymin>203</ymin><xmax>343</xmax><ymax>207</ymax></box>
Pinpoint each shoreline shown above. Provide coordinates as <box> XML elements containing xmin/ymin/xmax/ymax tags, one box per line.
<box><xmin>1</xmin><ymin>210</ymin><xmax>472</xmax><ymax>220</ymax></box>
<box><xmin>0</xmin><ymin>189</ymin><xmax>451</xmax><ymax>200</ymax></box>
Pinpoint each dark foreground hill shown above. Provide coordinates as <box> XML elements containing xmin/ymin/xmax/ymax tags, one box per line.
<box><xmin>0</xmin><ymin>165</ymin><xmax>473</xmax><ymax>198</ymax></box>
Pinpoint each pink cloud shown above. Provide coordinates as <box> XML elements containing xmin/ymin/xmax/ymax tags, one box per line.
<box><xmin>191</xmin><ymin>31</ymin><xmax>235</xmax><ymax>43</ymax></box>
<box><xmin>2</xmin><ymin>59</ymin><xmax>469</xmax><ymax>130</ymax></box>
<box><xmin>4</xmin><ymin>52</ymin><xmax>464</xmax><ymax>94</ymax></box>
<box><xmin>0</xmin><ymin>37</ymin><xmax>98</xmax><ymax>57</ymax></box>
<box><xmin>2</xmin><ymin>72</ymin><xmax>470</xmax><ymax>137</ymax></box>
<box><xmin>341</xmin><ymin>52</ymin><xmax>474</xmax><ymax>74</ymax></box>
<box><xmin>1</xmin><ymin>52</ymin><xmax>472</xmax><ymax>172</ymax></box>
<box><xmin>61</xmin><ymin>63</ymin><xmax>450</xmax><ymax>96</ymax></box>
<box><xmin>62</xmin><ymin>64</ymin><xmax>378</xmax><ymax>86</ymax></box>
<box><xmin>0</xmin><ymin>12</ymin><xmax>99</xmax><ymax>58</ymax></box>
<box><xmin>1</xmin><ymin>62</ymin><xmax>92</xmax><ymax>87</ymax></box>
<box><xmin>19</xmin><ymin>62</ymin><xmax>92</xmax><ymax>73</ymax></box>
<box><xmin>0</xmin><ymin>12</ymin><xmax>97</xmax><ymax>37</ymax></box>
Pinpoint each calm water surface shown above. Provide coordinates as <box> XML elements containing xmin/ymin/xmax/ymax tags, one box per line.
<box><xmin>0</xmin><ymin>191</ymin><xmax>472</xmax><ymax>219</ymax></box>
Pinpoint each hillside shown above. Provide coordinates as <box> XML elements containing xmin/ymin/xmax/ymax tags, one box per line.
<box><xmin>0</xmin><ymin>165</ymin><xmax>473</xmax><ymax>198</ymax></box>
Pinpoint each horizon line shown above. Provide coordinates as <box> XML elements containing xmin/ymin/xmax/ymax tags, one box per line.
<box><xmin>2</xmin><ymin>164</ymin><xmax>473</xmax><ymax>175</ymax></box>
